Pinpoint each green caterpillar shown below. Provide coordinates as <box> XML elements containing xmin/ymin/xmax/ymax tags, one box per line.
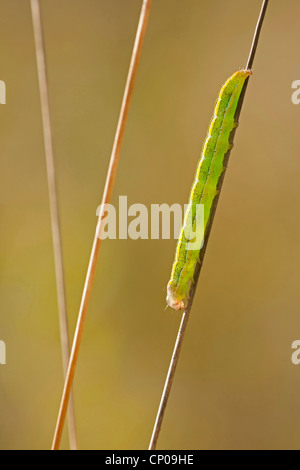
<box><xmin>167</xmin><ymin>69</ymin><xmax>251</xmax><ymax>311</ymax></box>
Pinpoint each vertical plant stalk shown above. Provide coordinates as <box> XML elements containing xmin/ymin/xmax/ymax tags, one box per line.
<box><xmin>30</xmin><ymin>0</ymin><xmax>78</xmax><ymax>450</ymax></box>
<box><xmin>51</xmin><ymin>0</ymin><xmax>153</xmax><ymax>450</ymax></box>
<box><xmin>148</xmin><ymin>0</ymin><xmax>269</xmax><ymax>451</ymax></box>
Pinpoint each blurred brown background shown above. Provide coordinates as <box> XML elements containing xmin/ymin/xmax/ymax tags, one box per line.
<box><xmin>0</xmin><ymin>0</ymin><xmax>300</xmax><ymax>450</ymax></box>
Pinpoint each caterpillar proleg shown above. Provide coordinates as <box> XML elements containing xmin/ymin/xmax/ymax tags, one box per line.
<box><xmin>167</xmin><ymin>69</ymin><xmax>251</xmax><ymax>311</ymax></box>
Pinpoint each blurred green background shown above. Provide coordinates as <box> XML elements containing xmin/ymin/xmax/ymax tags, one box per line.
<box><xmin>1</xmin><ymin>0</ymin><xmax>300</xmax><ymax>450</ymax></box>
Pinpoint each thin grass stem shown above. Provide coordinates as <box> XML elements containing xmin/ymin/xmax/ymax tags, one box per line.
<box><xmin>51</xmin><ymin>0</ymin><xmax>153</xmax><ymax>450</ymax></box>
<box><xmin>148</xmin><ymin>0</ymin><xmax>269</xmax><ymax>450</ymax></box>
<box><xmin>30</xmin><ymin>0</ymin><xmax>78</xmax><ymax>450</ymax></box>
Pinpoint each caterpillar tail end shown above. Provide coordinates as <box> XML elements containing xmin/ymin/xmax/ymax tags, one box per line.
<box><xmin>166</xmin><ymin>283</ymin><xmax>186</xmax><ymax>311</ymax></box>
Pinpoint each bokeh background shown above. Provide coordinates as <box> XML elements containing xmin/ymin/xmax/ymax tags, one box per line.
<box><xmin>0</xmin><ymin>0</ymin><xmax>300</xmax><ymax>450</ymax></box>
